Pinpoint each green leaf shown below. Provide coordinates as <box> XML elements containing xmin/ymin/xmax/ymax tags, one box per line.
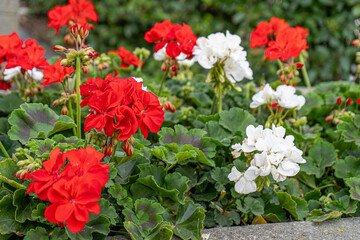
<box><xmin>0</xmin><ymin>93</ymin><xmax>24</xmax><ymax>114</ymax></box>
<box><xmin>276</xmin><ymin>192</ymin><xmax>309</xmax><ymax>220</ymax></box>
<box><xmin>218</xmin><ymin>108</ymin><xmax>256</xmax><ymax>137</ymax></box>
<box><xmin>284</xmin><ymin>178</ymin><xmax>302</xmax><ymax>198</ymax></box>
<box><xmin>98</xmin><ymin>199</ymin><xmax>118</xmax><ymax>225</ymax></box>
<box><xmin>13</xmin><ymin>189</ymin><xmax>37</xmax><ymax>223</ymax></box>
<box><xmin>147</xmin><ymin>223</ymin><xmax>174</xmax><ymax>240</ymax></box>
<box><xmin>334</xmin><ymin>156</ymin><xmax>360</xmax><ymax>179</ymax></box>
<box><xmin>24</xmin><ymin>227</ymin><xmax>49</xmax><ymax>240</ymax></box>
<box><xmin>301</xmin><ymin>142</ymin><xmax>337</xmax><ymax>178</ymax></box>
<box><xmin>0</xmin><ymin>118</ymin><xmax>10</xmax><ymax>134</ymax></box>
<box><xmin>236</xmin><ymin>197</ymin><xmax>264</xmax><ymax>216</ymax></box>
<box><xmin>345</xmin><ymin>177</ymin><xmax>360</xmax><ymax>201</ymax></box>
<box><xmin>326</xmin><ymin>195</ymin><xmax>358</xmax><ymax>214</ymax></box>
<box><xmin>108</xmin><ymin>183</ymin><xmax>133</xmax><ymax>209</ymax></box>
<box><xmin>164</xmin><ymin>172</ymin><xmax>189</xmax><ymax>203</ymax></box>
<box><xmin>210</xmin><ymin>167</ymin><xmax>230</xmax><ymax>192</ymax></box>
<box><xmin>0</xmin><ymin>159</ymin><xmax>26</xmax><ymax>190</ymax></box>
<box><xmin>173</xmin><ymin>201</ymin><xmax>205</xmax><ymax>240</ymax></box>
<box><xmin>31</xmin><ymin>203</ymin><xmax>49</xmax><ymax>224</ymax></box>
<box><xmin>8</xmin><ymin>103</ymin><xmax>76</xmax><ymax>144</ymax></box>
<box><xmin>26</xmin><ymin>138</ymin><xmax>55</xmax><ymax>159</ymax></box>
<box><xmin>179</xmin><ymin>145</ymin><xmax>214</xmax><ymax>167</ymax></box>
<box><xmin>204</xmin><ymin>121</ymin><xmax>231</xmax><ymax>146</ymax></box>
<box><xmin>50</xmin><ymin>227</ymin><xmax>68</xmax><ymax>240</ymax></box>
<box><xmin>65</xmin><ymin>215</ymin><xmax>110</xmax><ymax>240</ymax></box>
<box><xmin>0</xmin><ymin>195</ymin><xmax>38</xmax><ymax>235</ymax></box>
<box><xmin>0</xmin><ymin>135</ymin><xmax>21</xmax><ymax>158</ymax></box>
<box><xmin>337</xmin><ymin>115</ymin><xmax>360</xmax><ymax>146</ymax></box>
<box><xmin>306</xmin><ymin>209</ymin><xmax>342</xmax><ymax>222</ymax></box>
<box><xmin>123</xmin><ymin>221</ymin><xmax>144</xmax><ymax>240</ymax></box>
<box><xmin>123</xmin><ymin>198</ymin><xmax>165</xmax><ymax>237</ymax></box>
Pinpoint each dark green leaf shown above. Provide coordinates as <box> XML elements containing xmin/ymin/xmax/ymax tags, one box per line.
<box><xmin>13</xmin><ymin>189</ymin><xmax>37</xmax><ymax>223</ymax></box>
<box><xmin>219</xmin><ymin>108</ymin><xmax>256</xmax><ymax>136</ymax></box>
<box><xmin>24</xmin><ymin>227</ymin><xmax>49</xmax><ymax>240</ymax></box>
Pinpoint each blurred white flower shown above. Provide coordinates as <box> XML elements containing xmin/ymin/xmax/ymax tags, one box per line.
<box><xmin>193</xmin><ymin>31</ymin><xmax>253</xmax><ymax>82</ymax></box>
<box><xmin>250</xmin><ymin>84</ymin><xmax>276</xmax><ymax>108</ymax></box>
<box><xmin>4</xmin><ymin>66</ymin><xmax>21</xmax><ymax>81</ymax></box>
<box><xmin>26</xmin><ymin>68</ymin><xmax>43</xmax><ymax>81</ymax></box>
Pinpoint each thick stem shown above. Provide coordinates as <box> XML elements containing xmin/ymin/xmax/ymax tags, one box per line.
<box><xmin>158</xmin><ymin>66</ymin><xmax>169</xmax><ymax>95</ymax></box>
<box><xmin>277</xmin><ymin>59</ymin><xmax>283</xmax><ymax>69</ymax></box>
<box><xmin>210</xmin><ymin>94</ymin><xmax>217</xmax><ymax>115</ymax></box>
<box><xmin>110</xmin><ymin>140</ymin><xmax>118</xmax><ymax>161</ymax></box>
<box><xmin>68</xmin><ymin>100</ymin><xmax>77</xmax><ymax>136</ymax></box>
<box><xmin>0</xmin><ymin>141</ymin><xmax>10</xmax><ymax>159</ymax></box>
<box><xmin>136</xmin><ymin>56</ymin><xmax>143</xmax><ymax>77</ymax></box>
<box><xmin>299</xmin><ymin>53</ymin><xmax>312</xmax><ymax>91</ymax></box>
<box><xmin>217</xmin><ymin>84</ymin><xmax>222</xmax><ymax>113</ymax></box>
<box><xmin>75</xmin><ymin>56</ymin><xmax>82</xmax><ymax>139</ymax></box>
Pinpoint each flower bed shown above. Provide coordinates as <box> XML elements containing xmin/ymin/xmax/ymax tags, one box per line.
<box><xmin>0</xmin><ymin>1</ymin><xmax>360</xmax><ymax>240</ymax></box>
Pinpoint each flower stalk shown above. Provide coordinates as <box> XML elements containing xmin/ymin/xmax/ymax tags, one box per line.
<box><xmin>299</xmin><ymin>53</ymin><xmax>311</xmax><ymax>90</ymax></box>
<box><xmin>158</xmin><ymin>65</ymin><xmax>169</xmax><ymax>95</ymax></box>
<box><xmin>75</xmin><ymin>56</ymin><xmax>82</xmax><ymax>139</ymax></box>
<box><xmin>0</xmin><ymin>141</ymin><xmax>10</xmax><ymax>159</ymax></box>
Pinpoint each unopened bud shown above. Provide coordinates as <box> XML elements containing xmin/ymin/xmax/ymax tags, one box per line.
<box><xmin>60</xmin><ymin>59</ymin><xmax>71</xmax><ymax>67</ymax></box>
<box><xmin>292</xmin><ymin>82</ymin><xmax>297</xmax><ymax>87</ymax></box>
<box><xmin>352</xmin><ymin>39</ymin><xmax>360</xmax><ymax>46</ymax></box>
<box><xmin>271</xmin><ymin>102</ymin><xmax>278</xmax><ymax>108</ymax></box>
<box><xmin>53</xmin><ymin>45</ymin><xmax>68</xmax><ymax>53</ymax></box>
<box><xmin>53</xmin><ymin>99</ymin><xmax>60</xmax><ymax>107</ymax></box>
<box><xmin>102</xmin><ymin>145</ymin><xmax>107</xmax><ymax>154</ymax></box>
<box><xmin>81</xmin><ymin>66</ymin><xmax>88</xmax><ymax>74</ymax></box>
<box><xmin>106</xmin><ymin>143</ymin><xmax>114</xmax><ymax>156</ymax></box>
<box><xmin>111</xmin><ymin>138</ymin><xmax>118</xmax><ymax>147</ymax></box>
<box><xmin>346</xmin><ymin>98</ymin><xmax>353</xmax><ymax>106</ymax></box>
<box><xmin>295</xmin><ymin>63</ymin><xmax>303</xmax><ymax>69</ymax></box>
<box><xmin>171</xmin><ymin>65</ymin><xmax>177</xmax><ymax>71</ymax></box>
<box><xmin>280</xmin><ymin>74</ymin><xmax>287</xmax><ymax>83</ymax></box>
<box><xmin>161</xmin><ymin>62</ymin><xmax>167</xmax><ymax>72</ymax></box>
<box><xmin>357</xmin><ymin>98</ymin><xmax>360</xmax><ymax>104</ymax></box>
<box><xmin>61</xmin><ymin>105</ymin><xmax>68</xmax><ymax>115</ymax></box>
<box><xmin>121</xmin><ymin>140</ymin><xmax>134</xmax><ymax>157</ymax></box>
<box><xmin>325</xmin><ymin>115</ymin><xmax>334</xmax><ymax>122</ymax></box>
<box><xmin>337</xmin><ymin>97</ymin><xmax>342</xmax><ymax>105</ymax></box>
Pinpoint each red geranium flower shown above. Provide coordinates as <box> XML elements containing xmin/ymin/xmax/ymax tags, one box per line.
<box><xmin>42</xmin><ymin>59</ymin><xmax>74</xmax><ymax>86</ymax></box>
<box><xmin>48</xmin><ymin>0</ymin><xmax>98</xmax><ymax>34</ymax></box>
<box><xmin>145</xmin><ymin>20</ymin><xmax>197</xmax><ymax>59</ymax></box>
<box><xmin>112</xmin><ymin>105</ymin><xmax>138</xmax><ymax>141</ymax></box>
<box><xmin>44</xmin><ymin>176</ymin><xmax>101</xmax><ymax>233</ymax></box>
<box><xmin>26</xmin><ymin>148</ymin><xmax>66</xmax><ymax>201</ymax></box>
<box><xmin>250</xmin><ymin>17</ymin><xmax>289</xmax><ymax>48</ymax></box>
<box><xmin>264</xmin><ymin>27</ymin><xmax>309</xmax><ymax>61</ymax></box>
<box><xmin>108</xmin><ymin>46</ymin><xmax>143</xmax><ymax>68</ymax></box>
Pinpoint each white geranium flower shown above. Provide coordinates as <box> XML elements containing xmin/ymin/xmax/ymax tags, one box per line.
<box><xmin>4</xmin><ymin>66</ymin><xmax>21</xmax><ymax>81</ymax></box>
<box><xmin>231</xmin><ymin>143</ymin><xmax>242</xmax><ymax>158</ymax></box>
<box><xmin>252</xmin><ymin>152</ymin><xmax>271</xmax><ymax>176</ymax></box>
<box><xmin>193</xmin><ymin>31</ymin><xmax>253</xmax><ymax>82</ymax></box>
<box><xmin>26</xmin><ymin>68</ymin><xmax>43</xmax><ymax>81</ymax></box>
<box><xmin>231</xmin><ymin>124</ymin><xmax>306</xmax><ymax>188</ymax></box>
<box><xmin>178</xmin><ymin>58</ymin><xmax>195</xmax><ymax>67</ymax></box>
<box><xmin>275</xmin><ymin>85</ymin><xmax>305</xmax><ymax>110</ymax></box>
<box><xmin>250</xmin><ymin>84</ymin><xmax>276</xmax><ymax>108</ymax></box>
<box><xmin>228</xmin><ymin>166</ymin><xmax>257</xmax><ymax>194</ymax></box>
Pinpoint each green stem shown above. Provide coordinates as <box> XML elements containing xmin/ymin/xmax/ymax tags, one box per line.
<box><xmin>136</xmin><ymin>56</ymin><xmax>143</xmax><ymax>77</ymax></box>
<box><xmin>218</xmin><ymin>84</ymin><xmax>222</xmax><ymax>113</ymax></box>
<box><xmin>68</xmin><ymin>100</ymin><xmax>77</xmax><ymax>137</ymax></box>
<box><xmin>0</xmin><ymin>141</ymin><xmax>10</xmax><ymax>159</ymax></box>
<box><xmin>317</xmin><ymin>184</ymin><xmax>335</xmax><ymax>190</ymax></box>
<box><xmin>210</xmin><ymin>94</ymin><xmax>217</xmax><ymax>115</ymax></box>
<box><xmin>75</xmin><ymin>56</ymin><xmax>82</xmax><ymax>139</ymax></box>
<box><xmin>158</xmin><ymin>66</ymin><xmax>169</xmax><ymax>95</ymax></box>
<box><xmin>266</xmin><ymin>104</ymin><xmax>275</xmax><ymax>116</ymax></box>
<box><xmin>277</xmin><ymin>59</ymin><xmax>283</xmax><ymax>69</ymax></box>
<box><xmin>299</xmin><ymin>53</ymin><xmax>312</xmax><ymax>91</ymax></box>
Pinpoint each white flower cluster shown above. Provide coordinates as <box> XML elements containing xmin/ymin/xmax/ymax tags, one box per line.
<box><xmin>193</xmin><ymin>31</ymin><xmax>253</xmax><ymax>83</ymax></box>
<box><xmin>4</xmin><ymin>66</ymin><xmax>43</xmax><ymax>81</ymax></box>
<box><xmin>228</xmin><ymin>124</ymin><xmax>306</xmax><ymax>194</ymax></box>
<box><xmin>250</xmin><ymin>84</ymin><xmax>305</xmax><ymax>110</ymax></box>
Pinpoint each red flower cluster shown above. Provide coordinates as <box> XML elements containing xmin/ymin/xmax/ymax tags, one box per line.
<box><xmin>81</xmin><ymin>74</ymin><xmax>164</xmax><ymax>139</ymax></box>
<box><xmin>144</xmin><ymin>20</ymin><xmax>198</xmax><ymax>58</ymax></box>
<box><xmin>26</xmin><ymin>147</ymin><xmax>109</xmax><ymax>233</ymax></box>
<box><xmin>0</xmin><ymin>32</ymin><xmax>48</xmax><ymax>90</ymax></box>
<box><xmin>250</xmin><ymin>17</ymin><xmax>309</xmax><ymax>61</ymax></box>
<box><xmin>48</xmin><ymin>0</ymin><xmax>98</xmax><ymax>34</ymax></box>
<box><xmin>41</xmin><ymin>59</ymin><xmax>74</xmax><ymax>86</ymax></box>
<box><xmin>108</xmin><ymin>46</ymin><xmax>143</xmax><ymax>68</ymax></box>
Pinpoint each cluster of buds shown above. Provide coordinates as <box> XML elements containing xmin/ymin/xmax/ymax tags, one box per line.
<box><xmin>60</xmin><ymin>46</ymin><xmax>97</xmax><ymax>68</ymax></box>
<box><xmin>162</xmin><ymin>57</ymin><xmax>180</xmax><ymax>77</ymax></box>
<box><xmin>352</xmin><ymin>31</ymin><xmax>360</xmax><ymax>82</ymax></box>
<box><xmin>287</xmin><ymin>116</ymin><xmax>307</xmax><ymax>128</ymax></box>
<box><xmin>121</xmin><ymin>137</ymin><xmax>134</xmax><ymax>157</ymax></box>
<box><xmin>180</xmin><ymin>106</ymin><xmax>196</xmax><ymax>120</ymax></box>
<box><xmin>133</xmin><ymin>47</ymin><xmax>150</xmax><ymax>62</ymax></box>
<box><xmin>163</xmin><ymin>100</ymin><xmax>176</xmax><ymax>113</ymax></box>
<box><xmin>86</xmin><ymin>129</ymin><xmax>107</xmax><ymax>147</ymax></box>
<box><xmin>325</xmin><ymin>97</ymin><xmax>355</xmax><ymax>124</ymax></box>
<box><xmin>277</xmin><ymin>61</ymin><xmax>303</xmax><ymax>84</ymax></box>
<box><xmin>94</xmin><ymin>53</ymin><xmax>111</xmax><ymax>71</ymax></box>
<box><xmin>53</xmin><ymin>92</ymin><xmax>76</xmax><ymax>107</ymax></box>
<box><xmin>13</xmin><ymin>148</ymin><xmax>42</xmax><ymax>180</ymax></box>
<box><xmin>22</xmin><ymin>81</ymin><xmax>44</xmax><ymax>99</ymax></box>
<box><xmin>181</xmin><ymin>82</ymin><xmax>195</xmax><ymax>98</ymax></box>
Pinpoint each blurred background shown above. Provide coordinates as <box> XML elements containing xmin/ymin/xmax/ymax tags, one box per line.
<box><xmin>3</xmin><ymin>0</ymin><xmax>360</xmax><ymax>85</ymax></box>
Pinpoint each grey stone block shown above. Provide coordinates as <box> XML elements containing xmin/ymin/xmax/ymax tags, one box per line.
<box><xmin>0</xmin><ymin>0</ymin><xmax>19</xmax><ymax>35</ymax></box>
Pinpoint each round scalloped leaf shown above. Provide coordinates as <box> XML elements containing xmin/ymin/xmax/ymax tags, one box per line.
<box><xmin>334</xmin><ymin>156</ymin><xmax>360</xmax><ymax>179</ymax></box>
<box><xmin>345</xmin><ymin>177</ymin><xmax>360</xmax><ymax>201</ymax></box>
<box><xmin>24</xmin><ymin>227</ymin><xmax>48</xmax><ymax>240</ymax></box>
<box><xmin>219</xmin><ymin>107</ymin><xmax>256</xmax><ymax>137</ymax></box>
<box><xmin>8</xmin><ymin>103</ymin><xmax>76</xmax><ymax>144</ymax></box>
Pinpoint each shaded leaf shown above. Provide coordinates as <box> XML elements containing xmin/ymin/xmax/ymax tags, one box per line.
<box><xmin>13</xmin><ymin>189</ymin><xmax>37</xmax><ymax>223</ymax></box>
<box><xmin>24</xmin><ymin>227</ymin><xmax>49</xmax><ymax>240</ymax></box>
<box><xmin>219</xmin><ymin>108</ymin><xmax>256</xmax><ymax>137</ymax></box>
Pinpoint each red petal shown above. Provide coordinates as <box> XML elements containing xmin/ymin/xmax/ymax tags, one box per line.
<box><xmin>55</xmin><ymin>203</ymin><xmax>75</xmax><ymax>222</ymax></box>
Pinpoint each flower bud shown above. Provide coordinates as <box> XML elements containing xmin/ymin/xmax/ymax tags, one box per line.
<box><xmin>271</xmin><ymin>103</ymin><xmax>278</xmax><ymax>108</ymax></box>
<box><xmin>295</xmin><ymin>63</ymin><xmax>303</xmax><ymax>69</ymax></box>
<box><xmin>357</xmin><ymin>98</ymin><xmax>360</xmax><ymax>104</ymax></box>
<box><xmin>352</xmin><ymin>39</ymin><xmax>360</xmax><ymax>46</ymax></box>
<box><xmin>38</xmin><ymin>85</ymin><xmax>44</xmax><ymax>92</ymax></box>
<box><xmin>161</xmin><ymin>62</ymin><xmax>167</xmax><ymax>72</ymax></box>
<box><xmin>102</xmin><ymin>145</ymin><xmax>107</xmax><ymax>154</ymax></box>
<box><xmin>292</xmin><ymin>82</ymin><xmax>297</xmax><ymax>87</ymax></box>
<box><xmin>171</xmin><ymin>65</ymin><xmax>177</xmax><ymax>71</ymax></box>
<box><xmin>128</xmin><ymin>136</ymin><xmax>135</xmax><ymax>145</ymax></box>
<box><xmin>61</xmin><ymin>105</ymin><xmax>68</xmax><ymax>115</ymax></box>
<box><xmin>325</xmin><ymin>114</ymin><xmax>334</xmax><ymax>122</ymax></box>
<box><xmin>53</xmin><ymin>45</ymin><xmax>68</xmax><ymax>53</ymax></box>
<box><xmin>60</xmin><ymin>59</ymin><xmax>71</xmax><ymax>67</ymax></box>
<box><xmin>336</xmin><ymin>97</ymin><xmax>342</xmax><ymax>105</ymax></box>
<box><xmin>121</xmin><ymin>140</ymin><xmax>134</xmax><ymax>157</ymax></box>
<box><xmin>111</xmin><ymin>138</ymin><xmax>118</xmax><ymax>147</ymax></box>
<box><xmin>81</xmin><ymin>66</ymin><xmax>88</xmax><ymax>74</ymax></box>
<box><xmin>64</xmin><ymin>34</ymin><xmax>75</xmax><ymax>45</ymax></box>
<box><xmin>346</xmin><ymin>98</ymin><xmax>353</xmax><ymax>106</ymax></box>
<box><xmin>106</xmin><ymin>143</ymin><xmax>113</xmax><ymax>156</ymax></box>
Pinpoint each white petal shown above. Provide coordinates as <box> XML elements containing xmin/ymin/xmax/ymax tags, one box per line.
<box><xmin>244</xmin><ymin>166</ymin><xmax>260</xmax><ymax>181</ymax></box>
<box><xmin>228</xmin><ymin>166</ymin><xmax>242</xmax><ymax>182</ymax></box>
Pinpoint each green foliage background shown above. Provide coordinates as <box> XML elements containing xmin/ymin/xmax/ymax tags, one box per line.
<box><xmin>28</xmin><ymin>0</ymin><xmax>360</xmax><ymax>85</ymax></box>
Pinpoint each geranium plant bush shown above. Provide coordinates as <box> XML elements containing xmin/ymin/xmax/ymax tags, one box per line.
<box><xmin>0</xmin><ymin>1</ymin><xmax>360</xmax><ymax>239</ymax></box>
